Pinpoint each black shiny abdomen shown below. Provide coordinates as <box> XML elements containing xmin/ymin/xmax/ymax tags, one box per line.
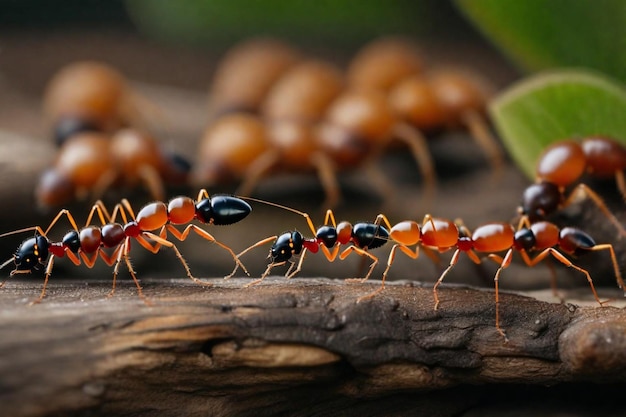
<box><xmin>270</xmin><ymin>231</ymin><xmax>303</xmax><ymax>263</ymax></box>
<box><xmin>195</xmin><ymin>195</ymin><xmax>252</xmax><ymax>225</ymax></box>
<box><xmin>352</xmin><ymin>223</ymin><xmax>389</xmax><ymax>249</ymax></box>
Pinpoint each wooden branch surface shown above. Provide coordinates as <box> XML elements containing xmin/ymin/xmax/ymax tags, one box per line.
<box><xmin>1</xmin><ymin>276</ymin><xmax>625</xmax><ymax>417</ymax></box>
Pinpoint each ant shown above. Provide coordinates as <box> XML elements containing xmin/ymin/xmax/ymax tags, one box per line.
<box><xmin>43</xmin><ymin>61</ymin><xmax>152</xmax><ymax>146</ymax></box>
<box><xmin>0</xmin><ymin>190</ymin><xmax>251</xmax><ymax>304</ymax></box>
<box><xmin>208</xmin><ymin>38</ymin><xmax>301</xmax><ymax>117</ymax></box>
<box><xmin>421</xmin><ymin>217</ymin><xmax>623</xmax><ymax>340</ymax></box>
<box><xmin>346</xmin><ymin>37</ymin><xmax>503</xmax><ymax>176</ymax></box>
<box><xmin>233</xmin><ymin>198</ymin><xmax>391</xmax><ymax>287</ymax></box>
<box><xmin>35</xmin><ymin>129</ymin><xmax>191</xmax><ymax>210</ymax></box>
<box><xmin>518</xmin><ymin>136</ymin><xmax>626</xmax><ymax>237</ymax></box>
<box><xmin>194</xmin><ymin>89</ymin><xmax>437</xmax><ymax>209</ymax></box>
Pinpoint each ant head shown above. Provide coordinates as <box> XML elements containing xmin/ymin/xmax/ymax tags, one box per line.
<box><xmin>270</xmin><ymin>231</ymin><xmax>303</xmax><ymax>263</ymax></box>
<box><xmin>11</xmin><ymin>235</ymin><xmax>49</xmax><ymax>273</ymax></box>
<box><xmin>519</xmin><ymin>182</ymin><xmax>561</xmax><ymax>221</ymax></box>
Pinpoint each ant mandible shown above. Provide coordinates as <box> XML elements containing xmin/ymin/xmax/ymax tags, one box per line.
<box><xmin>0</xmin><ymin>190</ymin><xmax>251</xmax><ymax>304</ymax></box>
<box><xmin>519</xmin><ymin>136</ymin><xmax>626</xmax><ymax>237</ymax></box>
<box><xmin>233</xmin><ymin>198</ymin><xmax>390</xmax><ymax>287</ymax></box>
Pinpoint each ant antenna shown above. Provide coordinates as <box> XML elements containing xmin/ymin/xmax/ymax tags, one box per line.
<box><xmin>0</xmin><ymin>257</ymin><xmax>14</xmax><ymax>271</ymax></box>
<box><xmin>0</xmin><ymin>227</ymin><xmax>41</xmax><ymax>239</ymax></box>
<box><xmin>239</xmin><ymin>196</ymin><xmax>311</xmax><ymax>219</ymax></box>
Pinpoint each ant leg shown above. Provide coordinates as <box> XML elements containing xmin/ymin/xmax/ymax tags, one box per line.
<box><xmin>358</xmin><ymin>243</ymin><xmax>420</xmax><ymax>303</ymax></box>
<box><xmin>310</xmin><ymin>151</ymin><xmax>341</xmax><ymax>209</ymax></box>
<box><xmin>165</xmin><ymin>224</ymin><xmax>249</xmax><ymax>278</ymax></box>
<box><xmin>563</xmin><ymin>184</ymin><xmax>626</xmax><ymax>237</ymax></box>
<box><xmin>236</xmin><ymin>149</ymin><xmax>281</xmax><ymax>197</ymax></box>
<box><xmin>589</xmin><ymin>243</ymin><xmax>625</xmax><ymax>293</ymax></box>
<box><xmin>433</xmin><ymin>249</ymin><xmax>462</xmax><ymax>310</ymax></box>
<box><xmin>519</xmin><ymin>249</ymin><xmax>607</xmax><ymax>306</ymax></box>
<box><xmin>112</xmin><ymin>238</ymin><xmax>150</xmax><ymax>304</ymax></box>
<box><xmin>362</xmin><ymin>164</ymin><xmax>396</xmax><ymax>211</ymax></box>
<box><xmin>42</xmin><ymin>208</ymin><xmax>82</xmax><ymax>236</ymax></box>
<box><xmin>115</xmin><ymin>199</ymin><xmax>136</xmax><ymax>223</ymax></box>
<box><xmin>89</xmin><ymin>168</ymin><xmax>118</xmax><ymax>202</ymax></box>
<box><xmin>236</xmin><ymin>236</ymin><xmax>279</xmax><ymax>259</ymax></box>
<box><xmin>137</xmin><ymin>164</ymin><xmax>166</xmax><ymax>202</ymax></box>
<box><xmin>245</xmin><ymin>261</ymin><xmax>286</xmax><ymax>288</ymax></box>
<box><xmin>461</xmin><ymin>109</ymin><xmax>504</xmax><ymax>180</ymax></box>
<box><xmin>30</xmin><ymin>255</ymin><xmax>56</xmax><ymax>305</ymax></box>
<box><xmin>28</xmin><ymin>250</ymin><xmax>82</xmax><ymax>305</ymax></box>
<box><xmin>342</xmin><ymin>246</ymin><xmax>379</xmax><ymax>283</ymax></box>
<box><xmin>491</xmin><ymin>249</ymin><xmax>514</xmax><ymax>341</ymax></box>
<box><xmin>84</xmin><ymin>200</ymin><xmax>122</xmax><ymax>226</ymax></box>
<box><xmin>393</xmin><ymin>122</ymin><xmax>437</xmax><ymax>203</ymax></box>
<box><xmin>285</xmin><ymin>248</ymin><xmax>309</xmax><ymax>279</ymax></box>
<box><xmin>137</xmin><ymin>232</ymin><xmax>211</xmax><ymax>288</ymax></box>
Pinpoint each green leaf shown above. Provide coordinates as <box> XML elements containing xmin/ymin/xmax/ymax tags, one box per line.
<box><xmin>489</xmin><ymin>69</ymin><xmax>626</xmax><ymax>179</ymax></box>
<box><xmin>456</xmin><ymin>0</ymin><xmax>626</xmax><ymax>83</ymax></box>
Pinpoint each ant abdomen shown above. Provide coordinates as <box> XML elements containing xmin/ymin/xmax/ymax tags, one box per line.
<box><xmin>195</xmin><ymin>196</ymin><xmax>252</xmax><ymax>226</ymax></box>
<box><xmin>558</xmin><ymin>227</ymin><xmax>596</xmax><ymax>256</ymax></box>
<box><xmin>351</xmin><ymin>223</ymin><xmax>389</xmax><ymax>249</ymax></box>
<box><xmin>582</xmin><ymin>136</ymin><xmax>626</xmax><ymax>178</ymax></box>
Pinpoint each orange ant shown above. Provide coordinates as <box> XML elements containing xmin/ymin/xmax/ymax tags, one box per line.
<box><xmin>347</xmin><ymin>37</ymin><xmax>503</xmax><ymax>176</ymax></box>
<box><xmin>518</xmin><ymin>136</ymin><xmax>626</xmax><ymax>237</ymax></box>
<box><xmin>233</xmin><ymin>198</ymin><xmax>391</xmax><ymax>286</ymax></box>
<box><xmin>194</xmin><ymin>89</ymin><xmax>437</xmax><ymax>209</ymax></box>
<box><xmin>0</xmin><ymin>190</ymin><xmax>251</xmax><ymax>304</ymax></box>
<box><xmin>415</xmin><ymin>218</ymin><xmax>624</xmax><ymax>340</ymax></box>
<box><xmin>35</xmin><ymin>129</ymin><xmax>191</xmax><ymax>209</ymax></box>
<box><xmin>43</xmin><ymin>61</ymin><xmax>152</xmax><ymax>146</ymax></box>
<box><xmin>208</xmin><ymin>38</ymin><xmax>301</xmax><ymax>117</ymax></box>
<box><xmin>331</xmin><ymin>209</ymin><xmax>623</xmax><ymax>339</ymax></box>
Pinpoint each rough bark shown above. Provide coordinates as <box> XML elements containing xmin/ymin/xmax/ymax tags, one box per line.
<box><xmin>1</xmin><ymin>276</ymin><xmax>625</xmax><ymax>417</ymax></box>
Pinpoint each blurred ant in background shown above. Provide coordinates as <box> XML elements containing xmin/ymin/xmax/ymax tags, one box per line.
<box><xmin>37</xmin><ymin>62</ymin><xmax>191</xmax><ymax>209</ymax></box>
<box><xmin>195</xmin><ymin>37</ymin><xmax>502</xmax><ymax>208</ymax></box>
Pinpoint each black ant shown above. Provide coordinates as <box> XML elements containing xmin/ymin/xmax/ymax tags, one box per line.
<box><xmin>519</xmin><ymin>136</ymin><xmax>626</xmax><ymax>237</ymax></box>
<box><xmin>0</xmin><ymin>190</ymin><xmax>251</xmax><ymax>304</ymax></box>
<box><xmin>233</xmin><ymin>198</ymin><xmax>391</xmax><ymax>286</ymax></box>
